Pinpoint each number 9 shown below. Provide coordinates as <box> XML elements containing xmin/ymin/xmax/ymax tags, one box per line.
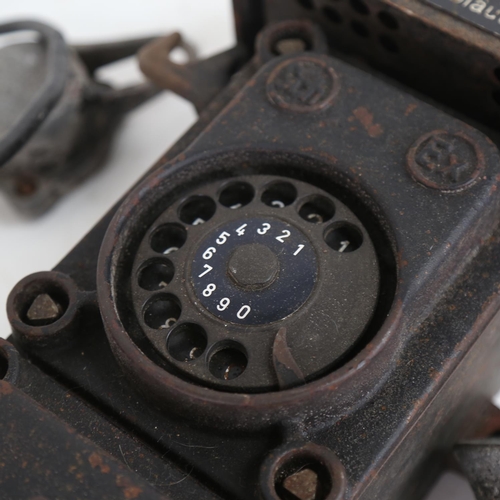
<box><xmin>217</xmin><ymin>297</ymin><xmax>231</xmax><ymax>311</ymax></box>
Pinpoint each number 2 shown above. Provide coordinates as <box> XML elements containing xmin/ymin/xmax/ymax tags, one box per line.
<box><xmin>276</xmin><ymin>230</ymin><xmax>291</xmax><ymax>243</ymax></box>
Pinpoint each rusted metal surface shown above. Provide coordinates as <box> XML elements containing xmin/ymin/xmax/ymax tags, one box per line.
<box><xmin>4</xmin><ymin>10</ymin><xmax>500</xmax><ymax>500</ymax></box>
<box><xmin>260</xmin><ymin>442</ymin><xmax>347</xmax><ymax>500</ymax></box>
<box><xmin>272</xmin><ymin>327</ymin><xmax>306</xmax><ymax>390</ymax></box>
<box><xmin>138</xmin><ymin>32</ymin><xmax>246</xmax><ymax>113</ymax></box>
<box><xmin>7</xmin><ymin>271</ymin><xmax>93</xmax><ymax>349</ymax></box>
<box><xmin>0</xmin><ymin>385</ymin><xmax>167</xmax><ymax>500</ymax></box>
<box><xmin>0</xmin><ymin>337</ymin><xmax>221</xmax><ymax>499</ymax></box>
<box><xmin>96</xmin><ymin>23</ymin><xmax>500</xmax><ymax>425</ymax></box>
<box><xmin>266</xmin><ymin>55</ymin><xmax>340</xmax><ymax>112</ymax></box>
<box><xmin>256</xmin><ymin>0</ymin><xmax>500</xmax><ymax>130</ymax></box>
<box><xmin>406</xmin><ymin>130</ymin><xmax>485</xmax><ymax>192</ymax></box>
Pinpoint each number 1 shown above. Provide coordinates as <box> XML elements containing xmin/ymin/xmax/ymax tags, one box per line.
<box><xmin>293</xmin><ymin>244</ymin><xmax>305</xmax><ymax>256</ymax></box>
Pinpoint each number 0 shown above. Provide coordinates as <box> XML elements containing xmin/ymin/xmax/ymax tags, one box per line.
<box><xmin>237</xmin><ymin>305</ymin><xmax>251</xmax><ymax>319</ymax></box>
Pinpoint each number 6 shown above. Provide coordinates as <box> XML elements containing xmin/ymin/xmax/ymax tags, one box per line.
<box><xmin>203</xmin><ymin>247</ymin><xmax>216</xmax><ymax>260</ymax></box>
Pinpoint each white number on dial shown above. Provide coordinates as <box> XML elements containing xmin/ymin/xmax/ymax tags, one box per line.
<box><xmin>237</xmin><ymin>305</ymin><xmax>251</xmax><ymax>319</ymax></box>
<box><xmin>217</xmin><ymin>298</ymin><xmax>231</xmax><ymax>311</ymax></box>
<box><xmin>203</xmin><ymin>247</ymin><xmax>217</xmax><ymax>260</ymax></box>
<box><xmin>276</xmin><ymin>230</ymin><xmax>291</xmax><ymax>243</ymax></box>
<box><xmin>216</xmin><ymin>231</ymin><xmax>230</xmax><ymax>245</ymax></box>
<box><xmin>203</xmin><ymin>284</ymin><xmax>217</xmax><ymax>297</ymax></box>
<box><xmin>293</xmin><ymin>244</ymin><xmax>305</xmax><ymax>256</ymax></box>
<box><xmin>198</xmin><ymin>264</ymin><xmax>213</xmax><ymax>278</ymax></box>
<box><xmin>257</xmin><ymin>223</ymin><xmax>271</xmax><ymax>235</ymax></box>
<box><xmin>236</xmin><ymin>224</ymin><xmax>247</xmax><ymax>236</ymax></box>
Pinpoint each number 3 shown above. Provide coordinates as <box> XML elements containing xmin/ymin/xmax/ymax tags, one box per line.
<box><xmin>257</xmin><ymin>223</ymin><xmax>271</xmax><ymax>235</ymax></box>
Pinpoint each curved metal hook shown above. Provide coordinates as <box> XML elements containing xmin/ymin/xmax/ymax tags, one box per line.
<box><xmin>138</xmin><ymin>33</ymin><xmax>246</xmax><ymax>113</ymax></box>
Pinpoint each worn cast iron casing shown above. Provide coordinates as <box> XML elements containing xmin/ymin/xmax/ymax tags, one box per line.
<box><xmin>234</xmin><ymin>0</ymin><xmax>500</xmax><ymax>130</ymax></box>
<box><xmin>4</xmin><ymin>22</ymin><xmax>500</xmax><ymax>500</ymax></box>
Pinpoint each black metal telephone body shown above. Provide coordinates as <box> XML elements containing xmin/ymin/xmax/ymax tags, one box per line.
<box><xmin>3</xmin><ymin>1</ymin><xmax>500</xmax><ymax>499</ymax></box>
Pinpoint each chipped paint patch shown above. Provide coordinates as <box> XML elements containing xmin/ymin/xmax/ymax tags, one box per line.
<box><xmin>0</xmin><ymin>381</ymin><xmax>13</xmax><ymax>395</ymax></box>
<box><xmin>351</xmin><ymin>107</ymin><xmax>384</xmax><ymax>138</ymax></box>
<box><xmin>116</xmin><ymin>475</ymin><xmax>142</xmax><ymax>499</ymax></box>
<box><xmin>88</xmin><ymin>452</ymin><xmax>111</xmax><ymax>474</ymax></box>
<box><xmin>405</xmin><ymin>103</ymin><xmax>417</xmax><ymax>116</ymax></box>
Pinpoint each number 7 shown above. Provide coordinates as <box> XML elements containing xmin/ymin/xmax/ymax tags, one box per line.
<box><xmin>198</xmin><ymin>264</ymin><xmax>213</xmax><ymax>278</ymax></box>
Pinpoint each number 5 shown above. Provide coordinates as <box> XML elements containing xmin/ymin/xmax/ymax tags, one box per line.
<box><xmin>216</xmin><ymin>232</ymin><xmax>230</xmax><ymax>245</ymax></box>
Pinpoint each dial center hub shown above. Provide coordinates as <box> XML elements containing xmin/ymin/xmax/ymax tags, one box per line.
<box><xmin>228</xmin><ymin>243</ymin><xmax>279</xmax><ymax>290</ymax></box>
<box><xmin>191</xmin><ymin>217</ymin><xmax>317</xmax><ymax>325</ymax></box>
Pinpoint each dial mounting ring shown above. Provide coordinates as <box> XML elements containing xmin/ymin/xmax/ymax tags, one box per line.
<box><xmin>130</xmin><ymin>175</ymin><xmax>380</xmax><ymax>392</ymax></box>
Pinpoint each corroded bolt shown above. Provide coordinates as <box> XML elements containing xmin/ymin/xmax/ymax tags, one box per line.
<box><xmin>283</xmin><ymin>468</ymin><xmax>319</xmax><ymax>500</ymax></box>
<box><xmin>25</xmin><ymin>294</ymin><xmax>64</xmax><ymax>326</ymax></box>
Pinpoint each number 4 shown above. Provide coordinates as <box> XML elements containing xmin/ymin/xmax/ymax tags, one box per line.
<box><xmin>236</xmin><ymin>224</ymin><xmax>247</xmax><ymax>236</ymax></box>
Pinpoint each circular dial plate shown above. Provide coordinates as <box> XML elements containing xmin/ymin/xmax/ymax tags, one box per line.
<box><xmin>191</xmin><ymin>217</ymin><xmax>317</xmax><ymax>325</ymax></box>
<box><xmin>130</xmin><ymin>175</ymin><xmax>381</xmax><ymax>392</ymax></box>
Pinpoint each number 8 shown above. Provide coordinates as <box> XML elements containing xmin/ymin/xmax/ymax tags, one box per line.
<box><xmin>203</xmin><ymin>284</ymin><xmax>216</xmax><ymax>297</ymax></box>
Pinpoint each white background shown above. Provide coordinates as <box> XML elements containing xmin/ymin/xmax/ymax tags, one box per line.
<box><xmin>0</xmin><ymin>1</ymin><xmax>480</xmax><ymax>498</ymax></box>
